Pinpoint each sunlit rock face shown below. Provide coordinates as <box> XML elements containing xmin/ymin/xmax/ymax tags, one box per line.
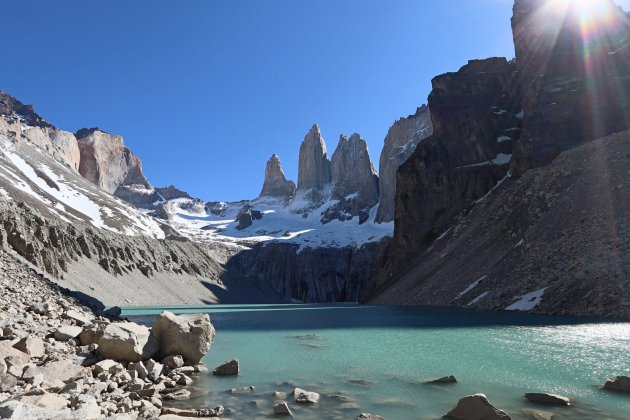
<box><xmin>297</xmin><ymin>124</ymin><xmax>332</xmax><ymax>192</ymax></box>
<box><xmin>331</xmin><ymin>134</ymin><xmax>379</xmax><ymax>208</ymax></box>
<box><xmin>375</xmin><ymin>105</ymin><xmax>433</xmax><ymax>223</ymax></box>
<box><xmin>77</xmin><ymin>128</ymin><xmax>158</xmax><ymax>207</ymax></box>
<box><xmin>259</xmin><ymin>154</ymin><xmax>296</xmax><ymax>200</ymax></box>
<box><xmin>511</xmin><ymin>0</ymin><xmax>630</xmax><ymax>174</ymax></box>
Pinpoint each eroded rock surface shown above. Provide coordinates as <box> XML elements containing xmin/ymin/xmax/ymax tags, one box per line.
<box><xmin>297</xmin><ymin>124</ymin><xmax>332</xmax><ymax>192</ymax></box>
<box><xmin>260</xmin><ymin>154</ymin><xmax>296</xmax><ymax>199</ymax></box>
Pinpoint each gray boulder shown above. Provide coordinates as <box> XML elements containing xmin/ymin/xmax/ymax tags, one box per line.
<box><xmin>98</xmin><ymin>322</ymin><xmax>158</xmax><ymax>362</ymax></box>
<box><xmin>446</xmin><ymin>393</ymin><xmax>511</xmax><ymax>419</ymax></box>
<box><xmin>603</xmin><ymin>375</ymin><xmax>630</xmax><ymax>393</ymax></box>
<box><xmin>213</xmin><ymin>358</ymin><xmax>239</xmax><ymax>376</ymax></box>
<box><xmin>294</xmin><ymin>387</ymin><xmax>320</xmax><ymax>404</ymax></box>
<box><xmin>54</xmin><ymin>325</ymin><xmax>82</xmax><ymax>342</ymax></box>
<box><xmin>13</xmin><ymin>337</ymin><xmax>45</xmax><ymax>358</ymax></box>
<box><xmin>151</xmin><ymin>311</ymin><xmax>215</xmax><ymax>363</ymax></box>
<box><xmin>273</xmin><ymin>402</ymin><xmax>292</xmax><ymax>415</ymax></box>
<box><xmin>524</xmin><ymin>393</ymin><xmax>570</xmax><ymax>406</ymax></box>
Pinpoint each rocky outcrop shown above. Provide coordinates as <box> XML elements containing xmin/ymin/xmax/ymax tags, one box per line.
<box><xmin>0</xmin><ymin>90</ymin><xmax>51</xmax><ymax>128</ymax></box>
<box><xmin>375</xmin><ymin>105</ymin><xmax>432</xmax><ymax>223</ymax></box>
<box><xmin>510</xmin><ymin>0</ymin><xmax>630</xmax><ymax>175</ymax></box>
<box><xmin>151</xmin><ymin>311</ymin><xmax>216</xmax><ymax>363</ymax></box>
<box><xmin>369</xmin><ymin>57</ymin><xmax>522</xmax><ymax>296</ymax></box>
<box><xmin>227</xmin><ymin>238</ymin><xmax>390</xmax><ymax>303</ymax></box>
<box><xmin>155</xmin><ymin>185</ymin><xmax>190</xmax><ymax>201</ymax></box>
<box><xmin>235</xmin><ymin>205</ymin><xmax>263</xmax><ymax>230</ymax></box>
<box><xmin>76</xmin><ymin>128</ymin><xmax>150</xmax><ymax>194</ymax></box>
<box><xmin>603</xmin><ymin>376</ymin><xmax>630</xmax><ymax>393</ymax></box>
<box><xmin>259</xmin><ymin>154</ymin><xmax>296</xmax><ymax>199</ymax></box>
<box><xmin>446</xmin><ymin>393</ymin><xmax>510</xmax><ymax>419</ymax></box>
<box><xmin>213</xmin><ymin>359</ymin><xmax>239</xmax><ymax>376</ymax></box>
<box><xmin>331</xmin><ymin>133</ymin><xmax>379</xmax><ymax>205</ymax></box>
<box><xmin>76</xmin><ymin>128</ymin><xmax>159</xmax><ymax>207</ymax></box>
<box><xmin>297</xmin><ymin>124</ymin><xmax>332</xmax><ymax>192</ymax></box>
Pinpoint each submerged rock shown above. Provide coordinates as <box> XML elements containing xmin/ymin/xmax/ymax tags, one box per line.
<box><xmin>428</xmin><ymin>375</ymin><xmax>457</xmax><ymax>384</ymax></box>
<box><xmin>446</xmin><ymin>393</ymin><xmax>511</xmax><ymax>420</ymax></box>
<box><xmin>294</xmin><ymin>387</ymin><xmax>320</xmax><ymax>404</ymax></box>
<box><xmin>151</xmin><ymin>311</ymin><xmax>215</xmax><ymax>364</ymax></box>
<box><xmin>603</xmin><ymin>376</ymin><xmax>630</xmax><ymax>393</ymax></box>
<box><xmin>213</xmin><ymin>358</ymin><xmax>240</xmax><ymax>376</ymax></box>
<box><xmin>273</xmin><ymin>402</ymin><xmax>292</xmax><ymax>416</ymax></box>
<box><xmin>357</xmin><ymin>414</ymin><xmax>385</xmax><ymax>420</ymax></box>
<box><xmin>524</xmin><ymin>393</ymin><xmax>570</xmax><ymax>406</ymax></box>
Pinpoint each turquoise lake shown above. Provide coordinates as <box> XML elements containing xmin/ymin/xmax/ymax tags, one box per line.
<box><xmin>123</xmin><ymin>304</ymin><xmax>630</xmax><ymax>419</ymax></box>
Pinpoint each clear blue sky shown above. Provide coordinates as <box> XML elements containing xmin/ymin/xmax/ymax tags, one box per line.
<box><xmin>2</xmin><ymin>0</ymin><xmax>629</xmax><ymax>201</ymax></box>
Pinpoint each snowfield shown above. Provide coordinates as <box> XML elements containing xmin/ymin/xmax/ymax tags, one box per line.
<box><xmin>155</xmin><ymin>195</ymin><xmax>394</xmax><ymax>252</ymax></box>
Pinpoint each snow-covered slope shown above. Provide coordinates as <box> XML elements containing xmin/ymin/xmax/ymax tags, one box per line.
<box><xmin>0</xmin><ymin>120</ymin><xmax>165</xmax><ymax>239</ymax></box>
<box><xmin>152</xmin><ymin>194</ymin><xmax>393</xmax><ymax>252</ymax></box>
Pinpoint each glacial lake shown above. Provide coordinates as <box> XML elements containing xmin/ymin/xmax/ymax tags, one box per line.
<box><xmin>123</xmin><ymin>304</ymin><xmax>630</xmax><ymax>419</ymax></box>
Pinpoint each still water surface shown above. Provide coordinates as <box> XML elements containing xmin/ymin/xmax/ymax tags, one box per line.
<box><xmin>123</xmin><ymin>304</ymin><xmax>630</xmax><ymax>419</ymax></box>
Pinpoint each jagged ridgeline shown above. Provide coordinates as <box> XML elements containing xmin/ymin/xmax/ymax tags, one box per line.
<box><xmin>1</xmin><ymin>0</ymin><xmax>629</xmax><ymax>317</ymax></box>
<box><xmin>0</xmin><ymin>87</ymin><xmax>431</xmax><ymax>305</ymax></box>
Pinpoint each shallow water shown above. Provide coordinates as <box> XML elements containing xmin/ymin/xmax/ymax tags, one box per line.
<box><xmin>124</xmin><ymin>304</ymin><xmax>630</xmax><ymax>419</ymax></box>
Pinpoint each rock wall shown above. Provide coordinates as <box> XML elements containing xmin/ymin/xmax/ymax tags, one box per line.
<box><xmin>226</xmin><ymin>238</ymin><xmax>390</xmax><ymax>303</ymax></box>
<box><xmin>375</xmin><ymin>105</ymin><xmax>432</xmax><ymax>223</ymax></box>
<box><xmin>330</xmin><ymin>133</ymin><xmax>379</xmax><ymax>207</ymax></box>
<box><xmin>368</xmin><ymin>131</ymin><xmax>630</xmax><ymax>318</ymax></box>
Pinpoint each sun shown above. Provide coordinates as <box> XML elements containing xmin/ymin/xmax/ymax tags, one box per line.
<box><xmin>550</xmin><ymin>0</ymin><xmax>612</xmax><ymax>23</ymax></box>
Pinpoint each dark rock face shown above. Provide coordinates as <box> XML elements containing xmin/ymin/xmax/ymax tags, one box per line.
<box><xmin>0</xmin><ymin>90</ymin><xmax>52</xmax><ymax>128</ymax></box>
<box><xmin>227</xmin><ymin>238</ymin><xmax>390</xmax><ymax>303</ymax></box>
<box><xmin>370</xmin><ymin>58</ymin><xmax>522</xmax><ymax>294</ymax></box>
<box><xmin>235</xmin><ymin>205</ymin><xmax>263</xmax><ymax>230</ymax></box>
<box><xmin>297</xmin><ymin>124</ymin><xmax>332</xmax><ymax>192</ymax></box>
<box><xmin>375</xmin><ymin>105</ymin><xmax>433</xmax><ymax>223</ymax></box>
<box><xmin>510</xmin><ymin>0</ymin><xmax>630</xmax><ymax>175</ymax></box>
<box><xmin>259</xmin><ymin>154</ymin><xmax>296</xmax><ymax>199</ymax></box>
<box><xmin>155</xmin><ymin>185</ymin><xmax>191</xmax><ymax>201</ymax></box>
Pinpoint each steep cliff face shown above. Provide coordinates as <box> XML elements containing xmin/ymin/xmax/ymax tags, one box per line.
<box><xmin>259</xmin><ymin>154</ymin><xmax>296</xmax><ymax>199</ymax></box>
<box><xmin>368</xmin><ymin>58</ymin><xmax>522</xmax><ymax>296</ymax></box>
<box><xmin>375</xmin><ymin>105</ymin><xmax>433</xmax><ymax>223</ymax></box>
<box><xmin>366</xmin><ymin>0</ymin><xmax>630</xmax><ymax>317</ymax></box>
<box><xmin>331</xmin><ymin>133</ymin><xmax>379</xmax><ymax>206</ymax></box>
<box><xmin>297</xmin><ymin>124</ymin><xmax>332</xmax><ymax>192</ymax></box>
<box><xmin>226</xmin><ymin>238</ymin><xmax>390</xmax><ymax>303</ymax></box>
<box><xmin>511</xmin><ymin>0</ymin><xmax>630</xmax><ymax>175</ymax></box>
<box><xmin>76</xmin><ymin>128</ymin><xmax>159</xmax><ymax>208</ymax></box>
<box><xmin>368</xmin><ymin>130</ymin><xmax>630</xmax><ymax>318</ymax></box>
<box><xmin>0</xmin><ymin>92</ymin><xmax>80</xmax><ymax>171</ymax></box>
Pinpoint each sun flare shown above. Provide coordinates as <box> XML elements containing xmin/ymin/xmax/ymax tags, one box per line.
<box><xmin>551</xmin><ymin>0</ymin><xmax>612</xmax><ymax>23</ymax></box>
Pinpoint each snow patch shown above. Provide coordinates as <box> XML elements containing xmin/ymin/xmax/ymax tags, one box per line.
<box><xmin>497</xmin><ymin>135</ymin><xmax>512</xmax><ymax>142</ymax></box>
<box><xmin>452</xmin><ymin>275</ymin><xmax>487</xmax><ymax>302</ymax></box>
<box><xmin>467</xmin><ymin>292</ymin><xmax>488</xmax><ymax>306</ymax></box>
<box><xmin>506</xmin><ymin>287</ymin><xmax>547</xmax><ymax>311</ymax></box>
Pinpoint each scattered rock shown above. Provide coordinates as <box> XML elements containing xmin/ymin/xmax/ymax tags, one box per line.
<box><xmin>273</xmin><ymin>401</ymin><xmax>292</xmax><ymax>416</ymax></box>
<box><xmin>40</xmin><ymin>360</ymin><xmax>86</xmax><ymax>384</ymax></box>
<box><xmin>54</xmin><ymin>325</ymin><xmax>82</xmax><ymax>341</ymax></box>
<box><xmin>231</xmin><ymin>386</ymin><xmax>255</xmax><ymax>393</ymax></box>
<box><xmin>524</xmin><ymin>393</ymin><xmax>570</xmax><ymax>406</ymax></box>
<box><xmin>445</xmin><ymin>393</ymin><xmax>511</xmax><ymax>420</ymax></box>
<box><xmin>0</xmin><ymin>374</ymin><xmax>17</xmax><ymax>392</ymax></box>
<box><xmin>12</xmin><ymin>337</ymin><xmax>45</xmax><ymax>358</ymax></box>
<box><xmin>162</xmin><ymin>388</ymin><xmax>191</xmax><ymax>401</ymax></box>
<box><xmin>294</xmin><ymin>387</ymin><xmax>320</xmax><ymax>404</ymax></box>
<box><xmin>357</xmin><ymin>414</ymin><xmax>385</xmax><ymax>420</ymax></box>
<box><xmin>99</xmin><ymin>322</ymin><xmax>158</xmax><ymax>362</ymax></box>
<box><xmin>19</xmin><ymin>391</ymin><xmax>69</xmax><ymax>411</ymax></box>
<box><xmin>603</xmin><ymin>376</ymin><xmax>630</xmax><ymax>393</ymax></box>
<box><xmin>162</xmin><ymin>355</ymin><xmax>184</xmax><ymax>369</ymax></box>
<box><xmin>213</xmin><ymin>358</ymin><xmax>239</xmax><ymax>376</ymax></box>
<box><xmin>151</xmin><ymin>311</ymin><xmax>215</xmax><ymax>363</ymax></box>
<box><xmin>428</xmin><ymin>375</ymin><xmax>457</xmax><ymax>384</ymax></box>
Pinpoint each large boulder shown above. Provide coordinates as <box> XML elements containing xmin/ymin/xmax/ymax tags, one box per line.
<box><xmin>13</xmin><ymin>337</ymin><xmax>45</xmax><ymax>358</ymax></box>
<box><xmin>294</xmin><ymin>387</ymin><xmax>320</xmax><ymax>404</ymax></box>
<box><xmin>213</xmin><ymin>358</ymin><xmax>239</xmax><ymax>376</ymax></box>
<box><xmin>603</xmin><ymin>376</ymin><xmax>630</xmax><ymax>393</ymax></box>
<box><xmin>40</xmin><ymin>361</ymin><xmax>86</xmax><ymax>384</ymax></box>
<box><xmin>445</xmin><ymin>393</ymin><xmax>511</xmax><ymax>420</ymax></box>
<box><xmin>151</xmin><ymin>311</ymin><xmax>215</xmax><ymax>363</ymax></box>
<box><xmin>98</xmin><ymin>322</ymin><xmax>158</xmax><ymax>362</ymax></box>
<box><xmin>259</xmin><ymin>154</ymin><xmax>296</xmax><ymax>199</ymax></box>
<box><xmin>524</xmin><ymin>393</ymin><xmax>570</xmax><ymax>406</ymax></box>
